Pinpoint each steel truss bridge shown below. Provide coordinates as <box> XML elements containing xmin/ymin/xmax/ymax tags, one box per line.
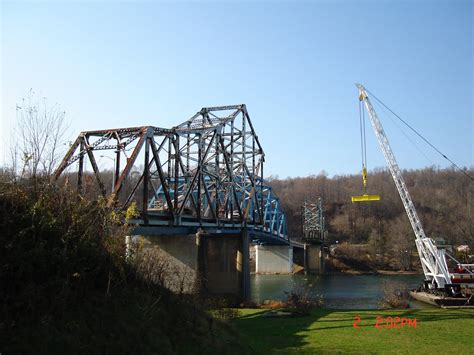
<box><xmin>302</xmin><ymin>198</ymin><xmax>326</xmax><ymax>243</ymax></box>
<box><xmin>53</xmin><ymin>105</ymin><xmax>288</xmax><ymax>245</ymax></box>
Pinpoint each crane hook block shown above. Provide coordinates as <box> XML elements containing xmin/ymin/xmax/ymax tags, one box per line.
<box><xmin>351</xmin><ymin>167</ymin><xmax>381</xmax><ymax>202</ymax></box>
<box><xmin>351</xmin><ymin>194</ymin><xmax>381</xmax><ymax>203</ymax></box>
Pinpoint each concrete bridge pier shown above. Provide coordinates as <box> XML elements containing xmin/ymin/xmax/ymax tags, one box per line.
<box><xmin>292</xmin><ymin>244</ymin><xmax>305</xmax><ymax>271</ymax></box>
<box><xmin>255</xmin><ymin>244</ymin><xmax>293</xmax><ymax>274</ymax></box>
<box><xmin>195</xmin><ymin>229</ymin><xmax>250</xmax><ymax>302</ymax></box>
<box><xmin>241</xmin><ymin>229</ymin><xmax>251</xmax><ymax>301</ymax></box>
<box><xmin>304</xmin><ymin>243</ymin><xmax>326</xmax><ymax>274</ymax></box>
<box><xmin>128</xmin><ymin>229</ymin><xmax>251</xmax><ymax>304</ymax></box>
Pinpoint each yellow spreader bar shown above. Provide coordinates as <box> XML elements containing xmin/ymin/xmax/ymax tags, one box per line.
<box><xmin>351</xmin><ymin>194</ymin><xmax>381</xmax><ymax>203</ymax></box>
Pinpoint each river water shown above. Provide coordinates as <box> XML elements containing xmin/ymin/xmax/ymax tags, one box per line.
<box><xmin>251</xmin><ymin>274</ymin><xmax>433</xmax><ymax>309</ymax></box>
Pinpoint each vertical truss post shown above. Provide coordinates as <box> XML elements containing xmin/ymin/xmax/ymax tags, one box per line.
<box><xmin>197</xmin><ymin>133</ymin><xmax>202</xmax><ymax>223</ymax></box>
<box><xmin>143</xmin><ymin>137</ymin><xmax>150</xmax><ymax>224</ymax></box>
<box><xmin>186</xmin><ymin>123</ymin><xmax>190</xmax><ymax>174</ymax></box>
<box><xmin>230</xmin><ymin>119</ymin><xmax>234</xmax><ymax>224</ymax></box>
<box><xmin>252</xmin><ymin>132</ymin><xmax>256</xmax><ymax>223</ymax></box>
<box><xmin>215</xmin><ymin>130</ymin><xmax>220</xmax><ymax>223</ymax></box>
<box><xmin>78</xmin><ymin>139</ymin><xmax>85</xmax><ymax>194</ymax></box>
<box><xmin>185</xmin><ymin>126</ymin><xmax>190</xmax><ymax>221</ymax></box>
<box><xmin>114</xmin><ymin>148</ymin><xmax>120</xmax><ymax>192</ymax></box>
<box><xmin>241</xmin><ymin>110</ymin><xmax>246</xmax><ymax>223</ymax></box>
<box><xmin>173</xmin><ymin>135</ymin><xmax>179</xmax><ymax>225</ymax></box>
<box><xmin>260</xmin><ymin>160</ymin><xmax>264</xmax><ymax>225</ymax></box>
<box><xmin>167</xmin><ymin>136</ymin><xmax>172</xmax><ymax>182</ymax></box>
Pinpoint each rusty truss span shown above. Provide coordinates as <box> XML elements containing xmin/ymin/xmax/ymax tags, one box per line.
<box><xmin>53</xmin><ymin>105</ymin><xmax>288</xmax><ymax>244</ymax></box>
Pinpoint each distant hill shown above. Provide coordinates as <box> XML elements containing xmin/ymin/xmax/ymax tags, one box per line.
<box><xmin>267</xmin><ymin>167</ymin><xmax>473</xmax><ymax>271</ymax></box>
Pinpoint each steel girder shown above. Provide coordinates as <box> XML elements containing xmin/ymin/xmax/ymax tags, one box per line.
<box><xmin>52</xmin><ymin>105</ymin><xmax>288</xmax><ymax>242</ymax></box>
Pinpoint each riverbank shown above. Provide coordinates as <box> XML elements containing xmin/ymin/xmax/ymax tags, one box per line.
<box><xmin>251</xmin><ymin>273</ymin><xmax>425</xmax><ymax>309</ymax></box>
<box><xmin>325</xmin><ymin>251</ymin><xmax>425</xmax><ymax>275</ymax></box>
<box><xmin>323</xmin><ymin>269</ymin><xmax>420</xmax><ymax>275</ymax></box>
<box><xmin>232</xmin><ymin>308</ymin><xmax>474</xmax><ymax>354</ymax></box>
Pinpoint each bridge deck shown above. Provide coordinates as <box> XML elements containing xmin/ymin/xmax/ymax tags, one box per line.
<box><xmin>130</xmin><ymin>217</ymin><xmax>290</xmax><ymax>246</ymax></box>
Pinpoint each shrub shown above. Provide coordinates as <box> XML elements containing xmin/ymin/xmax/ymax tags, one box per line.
<box><xmin>283</xmin><ymin>283</ymin><xmax>324</xmax><ymax>316</ymax></box>
<box><xmin>379</xmin><ymin>281</ymin><xmax>410</xmax><ymax>309</ymax></box>
<box><xmin>261</xmin><ymin>300</ymin><xmax>287</xmax><ymax>309</ymax></box>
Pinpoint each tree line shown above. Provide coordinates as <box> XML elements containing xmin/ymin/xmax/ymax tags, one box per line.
<box><xmin>267</xmin><ymin>167</ymin><xmax>473</xmax><ymax>271</ymax></box>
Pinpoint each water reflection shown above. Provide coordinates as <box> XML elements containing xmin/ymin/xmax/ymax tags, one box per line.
<box><xmin>251</xmin><ymin>274</ymin><xmax>432</xmax><ymax>309</ymax></box>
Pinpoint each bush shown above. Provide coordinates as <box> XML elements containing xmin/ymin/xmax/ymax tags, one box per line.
<box><xmin>379</xmin><ymin>281</ymin><xmax>410</xmax><ymax>309</ymax></box>
<box><xmin>261</xmin><ymin>300</ymin><xmax>287</xmax><ymax>309</ymax></box>
<box><xmin>212</xmin><ymin>307</ymin><xmax>241</xmax><ymax>322</ymax></box>
<box><xmin>283</xmin><ymin>283</ymin><xmax>324</xmax><ymax>316</ymax></box>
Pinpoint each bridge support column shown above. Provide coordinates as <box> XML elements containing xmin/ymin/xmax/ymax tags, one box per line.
<box><xmin>241</xmin><ymin>228</ymin><xmax>251</xmax><ymax>302</ymax></box>
<box><xmin>126</xmin><ymin>230</ymin><xmax>251</xmax><ymax>304</ymax></box>
<box><xmin>304</xmin><ymin>243</ymin><xmax>308</xmax><ymax>273</ymax></box>
<box><xmin>255</xmin><ymin>245</ymin><xmax>293</xmax><ymax>274</ymax></box>
<box><xmin>195</xmin><ymin>230</ymin><xmax>208</xmax><ymax>293</ymax></box>
<box><xmin>195</xmin><ymin>230</ymin><xmax>250</xmax><ymax>303</ymax></box>
<box><xmin>291</xmin><ymin>245</ymin><xmax>305</xmax><ymax>273</ymax></box>
<box><xmin>305</xmin><ymin>243</ymin><xmax>325</xmax><ymax>274</ymax></box>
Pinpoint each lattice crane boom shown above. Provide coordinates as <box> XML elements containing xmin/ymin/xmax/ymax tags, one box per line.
<box><xmin>356</xmin><ymin>83</ymin><xmax>451</xmax><ymax>288</ymax></box>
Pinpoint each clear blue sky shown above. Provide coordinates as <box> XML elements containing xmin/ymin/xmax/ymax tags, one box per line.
<box><xmin>1</xmin><ymin>0</ymin><xmax>472</xmax><ymax>178</ymax></box>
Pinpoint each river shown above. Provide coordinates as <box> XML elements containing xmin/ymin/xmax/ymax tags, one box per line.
<box><xmin>251</xmin><ymin>273</ymin><xmax>433</xmax><ymax>309</ymax></box>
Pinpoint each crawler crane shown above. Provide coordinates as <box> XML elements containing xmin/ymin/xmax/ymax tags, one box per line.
<box><xmin>355</xmin><ymin>84</ymin><xmax>473</xmax><ymax>297</ymax></box>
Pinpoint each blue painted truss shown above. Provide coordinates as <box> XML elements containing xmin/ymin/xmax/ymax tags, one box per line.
<box><xmin>147</xmin><ymin>175</ymin><xmax>288</xmax><ymax>243</ymax></box>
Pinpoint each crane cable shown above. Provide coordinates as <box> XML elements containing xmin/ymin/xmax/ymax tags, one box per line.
<box><xmin>358</xmin><ymin>99</ymin><xmax>370</xmax><ymax>193</ymax></box>
<box><xmin>375</xmin><ymin>99</ymin><xmax>435</xmax><ymax>166</ymax></box>
<box><xmin>359</xmin><ymin>100</ymin><xmax>366</xmax><ymax>170</ymax></box>
<box><xmin>365</xmin><ymin>88</ymin><xmax>474</xmax><ymax>182</ymax></box>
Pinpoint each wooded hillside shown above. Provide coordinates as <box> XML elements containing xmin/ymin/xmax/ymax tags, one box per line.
<box><xmin>268</xmin><ymin>167</ymin><xmax>473</xmax><ymax>270</ymax></box>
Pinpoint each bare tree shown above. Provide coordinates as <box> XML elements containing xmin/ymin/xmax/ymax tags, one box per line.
<box><xmin>14</xmin><ymin>89</ymin><xmax>67</xmax><ymax>180</ymax></box>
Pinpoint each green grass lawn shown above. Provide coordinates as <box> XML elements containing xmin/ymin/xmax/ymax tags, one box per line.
<box><xmin>232</xmin><ymin>308</ymin><xmax>474</xmax><ymax>354</ymax></box>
